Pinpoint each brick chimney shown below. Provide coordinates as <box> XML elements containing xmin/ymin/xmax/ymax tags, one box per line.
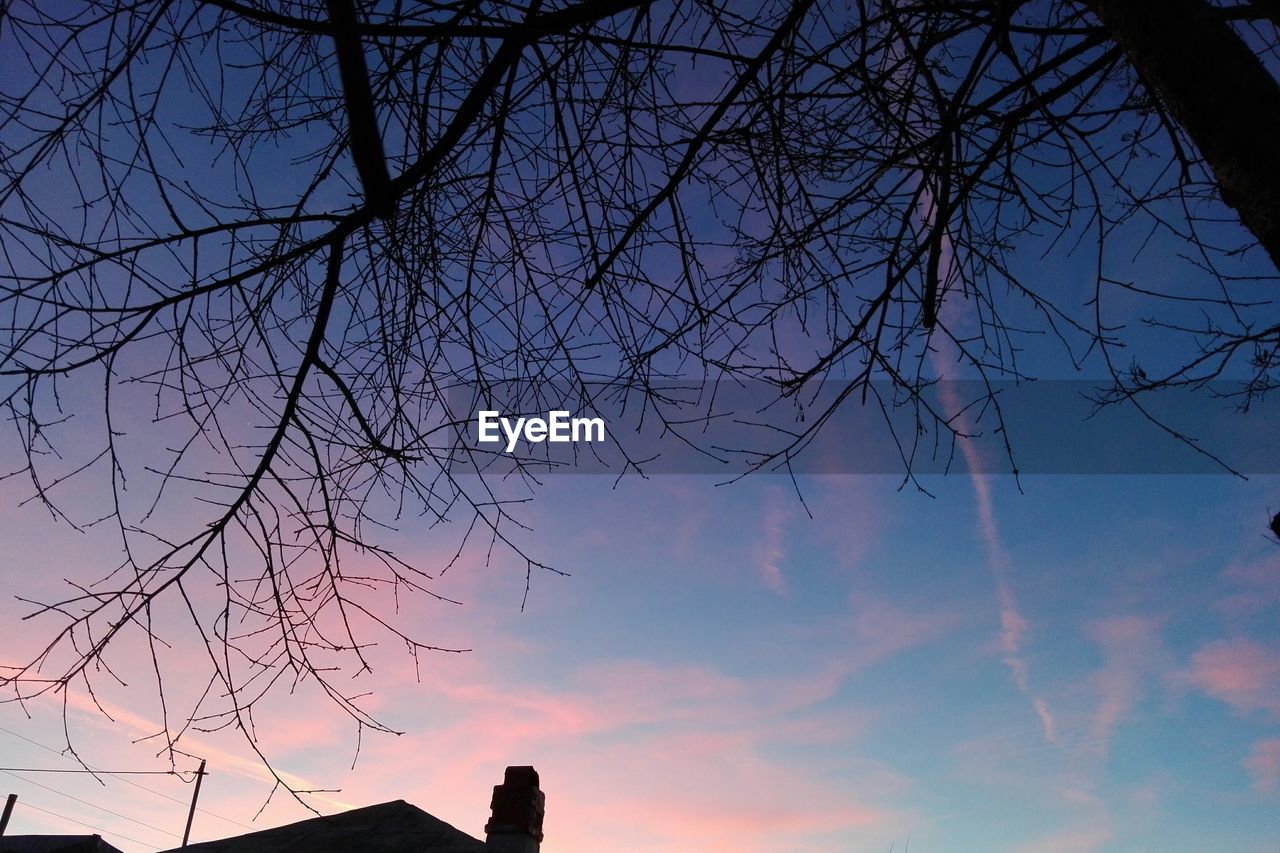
<box><xmin>484</xmin><ymin>766</ymin><xmax>544</xmax><ymax>853</ymax></box>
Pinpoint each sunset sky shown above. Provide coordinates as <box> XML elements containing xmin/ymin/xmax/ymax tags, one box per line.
<box><xmin>3</xmin><ymin>466</ymin><xmax>1279</xmax><ymax>851</ymax></box>
<box><xmin>3</xmin><ymin>2</ymin><xmax>1280</xmax><ymax>852</ymax></box>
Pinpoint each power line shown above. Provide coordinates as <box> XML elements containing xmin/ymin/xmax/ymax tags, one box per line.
<box><xmin>0</xmin><ymin>768</ymin><xmax>180</xmax><ymax>775</ymax></box>
<box><xmin>1</xmin><ymin>769</ymin><xmax>181</xmax><ymax>841</ymax></box>
<box><xmin>88</xmin><ymin>762</ymin><xmax>255</xmax><ymax>833</ymax></box>
<box><xmin>0</xmin><ymin>726</ymin><xmax>255</xmax><ymax>831</ymax></box>
<box><xmin>0</xmin><ymin>728</ymin><xmax>190</xmax><ymax>777</ymax></box>
<box><xmin>95</xmin><ymin>767</ymin><xmax>256</xmax><ymax>832</ymax></box>
<box><xmin>16</xmin><ymin>799</ymin><xmax>156</xmax><ymax>850</ymax></box>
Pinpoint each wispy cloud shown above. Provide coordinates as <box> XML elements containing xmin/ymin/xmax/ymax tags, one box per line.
<box><xmin>1088</xmin><ymin>615</ymin><xmax>1167</xmax><ymax>758</ymax></box>
<box><xmin>1243</xmin><ymin>739</ymin><xmax>1280</xmax><ymax>793</ymax></box>
<box><xmin>754</xmin><ymin>487</ymin><xmax>792</xmax><ymax>595</ymax></box>
<box><xmin>336</xmin><ymin>651</ymin><xmax>914</xmax><ymax>852</ymax></box>
<box><xmin>1181</xmin><ymin>638</ymin><xmax>1280</xmax><ymax>717</ymax></box>
<box><xmin>1213</xmin><ymin>556</ymin><xmax>1280</xmax><ymax>624</ymax></box>
<box><xmin>53</xmin><ymin>690</ymin><xmax>354</xmax><ymax>811</ymax></box>
<box><xmin>918</xmin><ymin>178</ymin><xmax>1058</xmax><ymax>749</ymax></box>
<box><xmin>1015</xmin><ymin>820</ymin><xmax>1113</xmax><ymax>853</ymax></box>
<box><xmin>934</xmin><ymin>378</ymin><xmax>1059</xmax><ymax>748</ymax></box>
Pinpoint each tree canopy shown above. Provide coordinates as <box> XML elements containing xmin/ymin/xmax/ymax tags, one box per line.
<box><xmin>1</xmin><ymin>0</ymin><xmax>1277</xmax><ymax>779</ymax></box>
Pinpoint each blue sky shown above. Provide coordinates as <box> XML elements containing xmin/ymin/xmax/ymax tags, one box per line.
<box><xmin>3</xmin><ymin>2</ymin><xmax>1280</xmax><ymax>851</ymax></box>
<box><xmin>3</xmin><ymin>467</ymin><xmax>1279</xmax><ymax>851</ymax></box>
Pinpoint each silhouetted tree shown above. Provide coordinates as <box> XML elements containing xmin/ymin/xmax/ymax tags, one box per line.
<box><xmin>1</xmin><ymin>0</ymin><xmax>1277</xmax><ymax>788</ymax></box>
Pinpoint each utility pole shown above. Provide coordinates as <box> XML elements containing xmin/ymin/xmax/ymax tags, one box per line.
<box><xmin>1</xmin><ymin>794</ymin><xmax>16</xmax><ymax>835</ymax></box>
<box><xmin>181</xmin><ymin>760</ymin><xmax>207</xmax><ymax>848</ymax></box>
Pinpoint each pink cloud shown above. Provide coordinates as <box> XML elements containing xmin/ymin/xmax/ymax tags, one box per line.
<box><xmin>1182</xmin><ymin>639</ymin><xmax>1280</xmax><ymax>716</ymax></box>
<box><xmin>847</xmin><ymin>593</ymin><xmax>961</xmax><ymax>671</ymax></box>
<box><xmin>412</xmin><ymin>656</ymin><xmax>859</xmax><ymax>757</ymax></box>
<box><xmin>1214</xmin><ymin>557</ymin><xmax>1280</xmax><ymax>622</ymax></box>
<box><xmin>51</xmin><ymin>690</ymin><xmax>353</xmax><ymax>808</ymax></box>
<box><xmin>947</xmin><ymin>731</ymin><xmax>1117</xmax><ymax>851</ymax></box>
<box><xmin>1088</xmin><ymin>615</ymin><xmax>1168</xmax><ymax>757</ymax></box>
<box><xmin>318</xmin><ymin>654</ymin><xmax>914</xmax><ymax>853</ymax></box>
<box><xmin>1015</xmin><ymin>822</ymin><xmax>1113</xmax><ymax>853</ymax></box>
<box><xmin>754</xmin><ymin>487</ymin><xmax>792</xmax><ymax>595</ymax></box>
<box><xmin>813</xmin><ymin>478</ymin><xmax>883</xmax><ymax>570</ymax></box>
<box><xmin>1243</xmin><ymin>739</ymin><xmax>1280</xmax><ymax>793</ymax></box>
<box><xmin>535</xmin><ymin>728</ymin><xmax>908</xmax><ymax>852</ymax></box>
<box><xmin>20</xmin><ymin>642</ymin><xmax>913</xmax><ymax>853</ymax></box>
<box><xmin>935</xmin><ymin>377</ymin><xmax>1058</xmax><ymax>749</ymax></box>
<box><xmin>912</xmin><ymin>140</ymin><xmax>1058</xmax><ymax>751</ymax></box>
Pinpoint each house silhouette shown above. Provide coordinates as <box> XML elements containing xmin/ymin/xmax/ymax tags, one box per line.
<box><xmin>2</xmin><ymin>767</ymin><xmax>544</xmax><ymax>853</ymax></box>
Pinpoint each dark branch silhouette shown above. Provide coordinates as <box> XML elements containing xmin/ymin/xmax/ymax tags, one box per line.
<box><xmin>0</xmin><ymin>0</ymin><xmax>1277</xmax><ymax>795</ymax></box>
<box><xmin>325</xmin><ymin>0</ymin><xmax>395</xmax><ymax>218</ymax></box>
<box><xmin>1083</xmin><ymin>0</ymin><xmax>1280</xmax><ymax>268</ymax></box>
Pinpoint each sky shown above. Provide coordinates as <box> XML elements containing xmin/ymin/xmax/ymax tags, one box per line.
<box><xmin>3</xmin><ymin>3</ymin><xmax>1280</xmax><ymax>852</ymax></box>
<box><xmin>3</xmin><ymin>466</ymin><xmax>1280</xmax><ymax>851</ymax></box>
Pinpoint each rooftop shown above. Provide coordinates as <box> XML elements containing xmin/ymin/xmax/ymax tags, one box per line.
<box><xmin>159</xmin><ymin>800</ymin><xmax>488</xmax><ymax>853</ymax></box>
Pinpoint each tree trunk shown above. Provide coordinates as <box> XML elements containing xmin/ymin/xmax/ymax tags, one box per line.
<box><xmin>325</xmin><ymin>0</ymin><xmax>394</xmax><ymax>219</ymax></box>
<box><xmin>1082</xmin><ymin>0</ymin><xmax>1280</xmax><ymax>270</ymax></box>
